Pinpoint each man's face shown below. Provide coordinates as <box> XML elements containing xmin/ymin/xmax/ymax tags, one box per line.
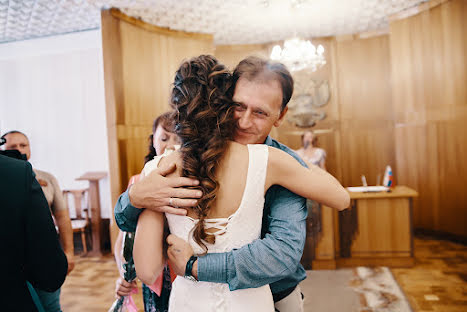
<box><xmin>232</xmin><ymin>77</ymin><xmax>288</xmax><ymax>145</ymax></box>
<box><xmin>4</xmin><ymin>132</ymin><xmax>31</xmax><ymax>159</ymax></box>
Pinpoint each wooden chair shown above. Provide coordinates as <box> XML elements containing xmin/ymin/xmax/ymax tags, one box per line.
<box><xmin>63</xmin><ymin>189</ymin><xmax>90</xmax><ymax>254</ymax></box>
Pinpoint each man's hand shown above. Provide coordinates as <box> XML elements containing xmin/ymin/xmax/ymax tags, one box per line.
<box><xmin>129</xmin><ymin>162</ymin><xmax>202</xmax><ymax>215</ymax></box>
<box><xmin>115</xmin><ymin>277</ymin><xmax>137</xmax><ymax>298</ymax></box>
<box><xmin>167</xmin><ymin>234</ymin><xmax>197</xmax><ymax>279</ymax></box>
<box><xmin>65</xmin><ymin>252</ymin><xmax>75</xmax><ymax>274</ymax></box>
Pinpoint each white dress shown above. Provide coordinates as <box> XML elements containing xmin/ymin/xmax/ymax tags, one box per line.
<box><xmin>143</xmin><ymin>144</ymin><xmax>274</xmax><ymax>312</ymax></box>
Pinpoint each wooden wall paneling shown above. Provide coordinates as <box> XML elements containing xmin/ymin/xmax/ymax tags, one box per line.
<box><xmin>390</xmin><ymin>0</ymin><xmax>467</xmax><ymax>237</ymax></box>
<box><xmin>101</xmin><ymin>10</ymin><xmax>125</xmax><ymax>247</ymax></box>
<box><xmin>434</xmin><ymin>0</ymin><xmax>467</xmax><ymax>237</ymax></box>
<box><xmin>393</xmin><ymin>125</ymin><xmax>440</xmax><ymax>229</ymax></box>
<box><xmin>120</xmin><ymin>24</ymin><xmax>161</xmax><ymax>126</ymax></box>
<box><xmin>389</xmin><ymin>18</ymin><xmax>413</xmax><ymax>121</ymax></box>
<box><xmin>390</xmin><ymin>14</ymin><xmax>429</xmax><ymax>229</ymax></box>
<box><xmin>434</xmin><ymin>0</ymin><xmax>466</xmax><ymax>236</ymax></box>
<box><xmin>339</xmin><ymin>121</ymin><xmax>396</xmax><ymax>187</ymax></box>
<box><xmin>436</xmin><ymin>121</ymin><xmax>467</xmax><ymax>236</ymax></box>
<box><xmin>328</xmin><ymin>38</ymin><xmax>344</xmax><ymax>183</ymax></box>
<box><xmin>337</xmin><ymin>36</ymin><xmax>393</xmax><ymax>120</ymax></box>
<box><xmin>112</xmin><ymin>7</ymin><xmax>214</xmax><ymax>174</ymax></box>
<box><xmin>440</xmin><ymin>0</ymin><xmax>466</xmax><ymax>110</ymax></box>
<box><xmin>335</xmin><ymin>35</ymin><xmax>395</xmax><ymax>187</ymax></box>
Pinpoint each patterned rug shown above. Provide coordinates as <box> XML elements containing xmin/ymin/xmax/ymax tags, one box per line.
<box><xmin>301</xmin><ymin>267</ymin><xmax>412</xmax><ymax>312</ymax></box>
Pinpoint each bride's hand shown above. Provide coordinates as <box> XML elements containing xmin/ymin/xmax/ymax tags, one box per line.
<box><xmin>129</xmin><ymin>162</ymin><xmax>202</xmax><ymax>215</ymax></box>
<box><xmin>167</xmin><ymin>234</ymin><xmax>197</xmax><ymax>278</ymax></box>
<box><xmin>115</xmin><ymin>277</ymin><xmax>137</xmax><ymax>298</ymax></box>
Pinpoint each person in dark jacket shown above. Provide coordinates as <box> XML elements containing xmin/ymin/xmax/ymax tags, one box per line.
<box><xmin>0</xmin><ymin>154</ymin><xmax>68</xmax><ymax>311</ymax></box>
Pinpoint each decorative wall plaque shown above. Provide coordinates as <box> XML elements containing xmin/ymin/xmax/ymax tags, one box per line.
<box><xmin>287</xmin><ymin>78</ymin><xmax>330</xmax><ymax>128</ymax></box>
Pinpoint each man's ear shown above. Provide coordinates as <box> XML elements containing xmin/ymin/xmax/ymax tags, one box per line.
<box><xmin>274</xmin><ymin>106</ymin><xmax>288</xmax><ymax>127</ymax></box>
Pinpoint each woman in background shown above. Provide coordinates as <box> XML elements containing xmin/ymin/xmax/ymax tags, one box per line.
<box><xmin>295</xmin><ymin>130</ymin><xmax>326</xmax><ymax>170</ymax></box>
<box><xmin>295</xmin><ymin>130</ymin><xmax>327</xmax><ymax>265</ymax></box>
<box><xmin>114</xmin><ymin>112</ymin><xmax>179</xmax><ymax>312</ymax></box>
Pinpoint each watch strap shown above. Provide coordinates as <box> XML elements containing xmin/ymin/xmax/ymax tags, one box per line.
<box><xmin>184</xmin><ymin>255</ymin><xmax>198</xmax><ymax>279</ymax></box>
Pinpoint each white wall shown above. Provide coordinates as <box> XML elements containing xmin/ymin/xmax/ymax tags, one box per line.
<box><xmin>0</xmin><ymin>30</ymin><xmax>112</xmax><ymax>218</ymax></box>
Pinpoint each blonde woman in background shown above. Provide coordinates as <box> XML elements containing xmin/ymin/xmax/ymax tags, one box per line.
<box><xmin>295</xmin><ymin>130</ymin><xmax>326</xmax><ymax>170</ymax></box>
<box><xmin>295</xmin><ymin>130</ymin><xmax>327</xmax><ymax>265</ymax></box>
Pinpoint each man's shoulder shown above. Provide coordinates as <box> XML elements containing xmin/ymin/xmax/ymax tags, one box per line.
<box><xmin>0</xmin><ymin>155</ymin><xmax>32</xmax><ymax>197</ymax></box>
<box><xmin>33</xmin><ymin>168</ymin><xmax>58</xmax><ymax>183</ymax></box>
<box><xmin>0</xmin><ymin>154</ymin><xmax>31</xmax><ymax>176</ymax></box>
<box><xmin>33</xmin><ymin>168</ymin><xmax>52</xmax><ymax>178</ymax></box>
<box><xmin>265</xmin><ymin>137</ymin><xmax>307</xmax><ymax>167</ymax></box>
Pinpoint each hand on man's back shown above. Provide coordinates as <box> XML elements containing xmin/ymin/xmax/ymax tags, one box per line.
<box><xmin>128</xmin><ymin>162</ymin><xmax>202</xmax><ymax>215</ymax></box>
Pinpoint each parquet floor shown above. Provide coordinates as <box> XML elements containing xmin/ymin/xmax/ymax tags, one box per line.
<box><xmin>61</xmin><ymin>236</ymin><xmax>466</xmax><ymax>311</ymax></box>
<box><xmin>61</xmin><ymin>256</ymin><xmax>144</xmax><ymax>311</ymax></box>
<box><xmin>392</xmin><ymin>235</ymin><xmax>467</xmax><ymax>312</ymax></box>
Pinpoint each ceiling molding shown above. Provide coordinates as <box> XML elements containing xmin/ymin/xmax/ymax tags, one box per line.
<box><xmin>109</xmin><ymin>8</ymin><xmax>213</xmax><ymax>41</ymax></box>
<box><xmin>0</xmin><ymin>0</ymin><xmax>429</xmax><ymax>45</ymax></box>
<box><xmin>388</xmin><ymin>0</ymin><xmax>448</xmax><ymax>21</ymax></box>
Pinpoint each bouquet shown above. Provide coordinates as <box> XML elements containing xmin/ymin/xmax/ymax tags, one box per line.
<box><xmin>109</xmin><ymin>232</ymin><xmax>138</xmax><ymax>312</ymax></box>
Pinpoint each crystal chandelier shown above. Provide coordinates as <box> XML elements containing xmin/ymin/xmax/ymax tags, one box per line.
<box><xmin>270</xmin><ymin>38</ymin><xmax>326</xmax><ymax>72</ymax></box>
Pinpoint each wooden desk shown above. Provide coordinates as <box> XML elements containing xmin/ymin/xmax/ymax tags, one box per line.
<box><xmin>310</xmin><ymin>186</ymin><xmax>418</xmax><ymax>269</ymax></box>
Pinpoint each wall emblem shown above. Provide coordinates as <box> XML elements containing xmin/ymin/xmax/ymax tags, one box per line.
<box><xmin>287</xmin><ymin>79</ymin><xmax>330</xmax><ymax>128</ymax></box>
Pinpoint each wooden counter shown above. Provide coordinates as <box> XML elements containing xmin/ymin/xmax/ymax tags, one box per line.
<box><xmin>347</xmin><ymin>185</ymin><xmax>418</xmax><ymax>199</ymax></box>
<box><xmin>308</xmin><ymin>186</ymin><xmax>418</xmax><ymax>269</ymax></box>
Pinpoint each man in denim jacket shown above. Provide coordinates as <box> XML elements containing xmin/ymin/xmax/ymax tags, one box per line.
<box><xmin>115</xmin><ymin>56</ymin><xmax>307</xmax><ymax>311</ymax></box>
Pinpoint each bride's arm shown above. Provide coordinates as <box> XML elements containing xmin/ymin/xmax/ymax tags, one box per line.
<box><xmin>133</xmin><ymin>209</ymin><xmax>165</xmax><ymax>285</ymax></box>
<box><xmin>267</xmin><ymin>146</ymin><xmax>350</xmax><ymax>210</ymax></box>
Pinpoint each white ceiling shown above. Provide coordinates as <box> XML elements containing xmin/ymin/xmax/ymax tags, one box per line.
<box><xmin>0</xmin><ymin>0</ymin><xmax>427</xmax><ymax>45</ymax></box>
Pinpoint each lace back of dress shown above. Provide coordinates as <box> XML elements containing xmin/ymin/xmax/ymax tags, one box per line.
<box><xmin>166</xmin><ymin>144</ymin><xmax>269</xmax><ymax>254</ymax></box>
<box><xmin>204</xmin><ymin>144</ymin><xmax>269</xmax><ymax>252</ymax></box>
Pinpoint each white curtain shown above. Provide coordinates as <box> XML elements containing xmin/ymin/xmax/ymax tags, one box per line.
<box><xmin>0</xmin><ymin>30</ymin><xmax>112</xmax><ymax>218</ymax></box>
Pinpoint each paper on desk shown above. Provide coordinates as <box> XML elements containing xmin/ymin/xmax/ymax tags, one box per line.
<box><xmin>347</xmin><ymin>186</ymin><xmax>389</xmax><ymax>192</ymax></box>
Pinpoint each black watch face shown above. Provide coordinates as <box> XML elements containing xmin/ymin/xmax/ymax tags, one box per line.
<box><xmin>184</xmin><ymin>275</ymin><xmax>197</xmax><ymax>282</ymax></box>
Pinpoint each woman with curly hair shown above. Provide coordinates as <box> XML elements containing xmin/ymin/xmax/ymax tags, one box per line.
<box><xmin>133</xmin><ymin>55</ymin><xmax>349</xmax><ymax>311</ymax></box>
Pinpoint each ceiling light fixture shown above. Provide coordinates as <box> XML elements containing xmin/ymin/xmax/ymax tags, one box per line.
<box><xmin>270</xmin><ymin>37</ymin><xmax>326</xmax><ymax>72</ymax></box>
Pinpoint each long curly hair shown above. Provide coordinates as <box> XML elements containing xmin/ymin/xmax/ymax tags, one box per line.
<box><xmin>170</xmin><ymin>55</ymin><xmax>236</xmax><ymax>251</ymax></box>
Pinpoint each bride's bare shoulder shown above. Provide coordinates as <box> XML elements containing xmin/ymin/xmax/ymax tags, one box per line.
<box><xmin>226</xmin><ymin>140</ymin><xmax>249</xmax><ymax>156</ymax></box>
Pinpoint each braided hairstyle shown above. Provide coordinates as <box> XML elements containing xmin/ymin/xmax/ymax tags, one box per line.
<box><xmin>170</xmin><ymin>55</ymin><xmax>236</xmax><ymax>252</ymax></box>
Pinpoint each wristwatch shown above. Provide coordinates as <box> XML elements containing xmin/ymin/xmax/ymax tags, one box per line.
<box><xmin>184</xmin><ymin>255</ymin><xmax>198</xmax><ymax>282</ymax></box>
